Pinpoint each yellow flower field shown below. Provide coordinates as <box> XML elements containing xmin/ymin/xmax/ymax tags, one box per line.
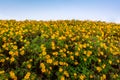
<box><xmin>0</xmin><ymin>20</ymin><xmax>120</xmax><ymax>80</ymax></box>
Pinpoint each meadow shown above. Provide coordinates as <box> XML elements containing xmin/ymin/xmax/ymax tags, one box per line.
<box><xmin>0</xmin><ymin>20</ymin><xmax>120</xmax><ymax>80</ymax></box>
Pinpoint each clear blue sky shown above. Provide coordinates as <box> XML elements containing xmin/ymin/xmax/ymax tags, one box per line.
<box><xmin>0</xmin><ymin>0</ymin><xmax>120</xmax><ymax>23</ymax></box>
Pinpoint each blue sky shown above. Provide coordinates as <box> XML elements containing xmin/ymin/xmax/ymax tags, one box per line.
<box><xmin>0</xmin><ymin>0</ymin><xmax>120</xmax><ymax>23</ymax></box>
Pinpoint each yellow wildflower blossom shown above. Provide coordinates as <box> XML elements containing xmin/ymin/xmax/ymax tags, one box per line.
<box><xmin>109</xmin><ymin>60</ymin><xmax>112</xmax><ymax>64</ymax></box>
<box><xmin>98</xmin><ymin>58</ymin><xmax>101</xmax><ymax>63</ymax></box>
<box><xmin>84</xmin><ymin>58</ymin><xmax>87</xmax><ymax>62</ymax></box>
<box><xmin>79</xmin><ymin>74</ymin><xmax>86</xmax><ymax>80</ymax></box>
<box><xmin>24</xmin><ymin>72</ymin><xmax>31</xmax><ymax>79</ymax></box>
<box><xmin>86</xmin><ymin>51</ymin><xmax>92</xmax><ymax>57</ymax></box>
<box><xmin>90</xmin><ymin>75</ymin><xmax>94</xmax><ymax>78</ymax></box>
<box><xmin>59</xmin><ymin>67</ymin><xmax>63</xmax><ymax>72</ymax></box>
<box><xmin>51</xmin><ymin>41</ymin><xmax>55</xmax><ymax>50</ymax></box>
<box><xmin>100</xmin><ymin>74</ymin><xmax>106</xmax><ymax>80</ymax></box>
<box><xmin>116</xmin><ymin>59</ymin><xmax>119</xmax><ymax>63</ymax></box>
<box><xmin>74</xmin><ymin>73</ymin><xmax>77</xmax><ymax>78</ymax></box>
<box><xmin>113</xmin><ymin>73</ymin><xmax>118</xmax><ymax>79</ymax></box>
<box><xmin>75</xmin><ymin>51</ymin><xmax>79</xmax><ymax>56</ymax></box>
<box><xmin>102</xmin><ymin>64</ymin><xmax>106</xmax><ymax>69</ymax></box>
<box><xmin>63</xmin><ymin>71</ymin><xmax>69</xmax><ymax>77</ymax></box>
<box><xmin>27</xmin><ymin>64</ymin><xmax>31</xmax><ymax>69</ymax></box>
<box><xmin>41</xmin><ymin>68</ymin><xmax>46</xmax><ymax>73</ymax></box>
<box><xmin>9</xmin><ymin>51</ymin><xmax>14</xmax><ymax>55</ymax></box>
<box><xmin>13</xmin><ymin>45</ymin><xmax>18</xmax><ymax>50</ymax></box>
<box><xmin>45</xmin><ymin>55</ymin><xmax>50</xmax><ymax>59</ymax></box>
<box><xmin>53</xmin><ymin>61</ymin><xmax>58</xmax><ymax>65</ymax></box>
<box><xmin>46</xmin><ymin>59</ymin><xmax>53</xmax><ymax>64</ymax></box>
<box><xmin>70</xmin><ymin>56</ymin><xmax>74</xmax><ymax>60</ymax></box>
<box><xmin>96</xmin><ymin>66</ymin><xmax>102</xmax><ymax>72</ymax></box>
<box><xmin>60</xmin><ymin>76</ymin><xmax>65</xmax><ymax>80</ymax></box>
<box><xmin>0</xmin><ymin>70</ymin><xmax>5</xmax><ymax>74</ymax></box>
<box><xmin>0</xmin><ymin>58</ymin><xmax>5</xmax><ymax>62</ymax></box>
<box><xmin>20</xmin><ymin>50</ymin><xmax>25</xmax><ymax>55</ymax></box>
<box><xmin>40</xmin><ymin>63</ymin><xmax>45</xmax><ymax>68</ymax></box>
<box><xmin>10</xmin><ymin>57</ymin><xmax>15</xmax><ymax>63</ymax></box>
<box><xmin>74</xmin><ymin>61</ymin><xmax>78</xmax><ymax>65</ymax></box>
<box><xmin>9</xmin><ymin>71</ymin><xmax>17</xmax><ymax>80</ymax></box>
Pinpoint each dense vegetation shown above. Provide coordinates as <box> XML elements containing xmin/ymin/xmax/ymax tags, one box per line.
<box><xmin>0</xmin><ymin>20</ymin><xmax>120</xmax><ymax>80</ymax></box>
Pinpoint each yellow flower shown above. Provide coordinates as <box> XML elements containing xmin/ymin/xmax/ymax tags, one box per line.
<box><xmin>9</xmin><ymin>71</ymin><xmax>17</xmax><ymax>80</ymax></box>
<box><xmin>78</xmin><ymin>47</ymin><xmax>81</xmax><ymax>51</ymax></box>
<box><xmin>10</xmin><ymin>57</ymin><xmax>15</xmax><ymax>63</ymax></box>
<box><xmin>42</xmin><ymin>51</ymin><xmax>47</xmax><ymax>55</ymax></box>
<box><xmin>102</xmin><ymin>64</ymin><xmax>106</xmax><ymax>69</ymax></box>
<box><xmin>65</xmin><ymin>63</ymin><xmax>68</xmax><ymax>66</ymax></box>
<box><xmin>96</xmin><ymin>66</ymin><xmax>102</xmax><ymax>72</ymax></box>
<box><xmin>0</xmin><ymin>59</ymin><xmax>5</xmax><ymax>62</ymax></box>
<box><xmin>45</xmin><ymin>55</ymin><xmax>50</xmax><ymax>59</ymax></box>
<box><xmin>62</xmin><ymin>36</ymin><xmax>66</xmax><ymax>40</ymax></box>
<box><xmin>24</xmin><ymin>72</ymin><xmax>31</xmax><ymax>79</ymax></box>
<box><xmin>116</xmin><ymin>60</ymin><xmax>119</xmax><ymax>63</ymax></box>
<box><xmin>52</xmin><ymin>46</ymin><xmax>55</xmax><ymax>50</ymax></box>
<box><xmin>59</xmin><ymin>49</ymin><xmax>63</xmax><ymax>53</ymax></box>
<box><xmin>75</xmin><ymin>52</ymin><xmax>79</xmax><ymax>56</ymax></box>
<box><xmin>74</xmin><ymin>73</ymin><xmax>77</xmax><ymax>77</ymax></box>
<box><xmin>46</xmin><ymin>59</ymin><xmax>53</xmax><ymax>64</ymax></box>
<box><xmin>109</xmin><ymin>60</ymin><xmax>112</xmax><ymax>64</ymax></box>
<box><xmin>41</xmin><ymin>68</ymin><xmax>46</xmax><ymax>73</ymax></box>
<box><xmin>51</xmin><ymin>41</ymin><xmax>55</xmax><ymax>50</ymax></box>
<box><xmin>86</xmin><ymin>51</ymin><xmax>92</xmax><ymax>57</ymax></box>
<box><xmin>29</xmin><ymin>59</ymin><xmax>33</xmax><ymax>62</ymax></box>
<box><xmin>5</xmin><ymin>57</ymin><xmax>9</xmax><ymax>60</ymax></box>
<box><xmin>59</xmin><ymin>61</ymin><xmax>64</xmax><ymax>65</ymax></box>
<box><xmin>20</xmin><ymin>50</ymin><xmax>25</xmax><ymax>55</ymax></box>
<box><xmin>74</xmin><ymin>61</ymin><xmax>78</xmax><ymax>65</ymax></box>
<box><xmin>59</xmin><ymin>37</ymin><xmax>62</xmax><ymax>40</ymax></box>
<box><xmin>2</xmin><ymin>37</ymin><xmax>6</xmax><ymax>41</ymax></box>
<box><xmin>98</xmin><ymin>58</ymin><xmax>101</xmax><ymax>63</ymax></box>
<box><xmin>59</xmin><ymin>67</ymin><xmax>63</xmax><ymax>72</ymax></box>
<box><xmin>40</xmin><ymin>63</ymin><xmax>45</xmax><ymax>69</ymax></box>
<box><xmin>41</xmin><ymin>44</ymin><xmax>46</xmax><ymax>51</ymax></box>
<box><xmin>84</xmin><ymin>51</ymin><xmax>86</xmax><ymax>54</ymax></box>
<box><xmin>63</xmin><ymin>71</ymin><xmax>69</xmax><ymax>77</ymax></box>
<box><xmin>60</xmin><ymin>76</ymin><xmax>65</xmax><ymax>80</ymax></box>
<box><xmin>90</xmin><ymin>46</ymin><xmax>92</xmax><ymax>49</ymax></box>
<box><xmin>90</xmin><ymin>75</ymin><xmax>94</xmax><ymax>78</ymax></box>
<box><xmin>0</xmin><ymin>70</ymin><xmax>5</xmax><ymax>74</ymax></box>
<box><xmin>51</xmin><ymin>34</ymin><xmax>55</xmax><ymax>39</ymax></box>
<box><xmin>112</xmin><ymin>52</ymin><xmax>120</xmax><ymax>55</ymax></box>
<box><xmin>52</xmin><ymin>52</ymin><xmax>58</xmax><ymax>56</ymax></box>
<box><xmin>100</xmin><ymin>51</ymin><xmax>104</xmax><ymax>56</ymax></box>
<box><xmin>62</xmin><ymin>53</ymin><xmax>66</xmax><ymax>57</ymax></box>
<box><xmin>65</xmin><ymin>44</ymin><xmax>68</xmax><ymax>49</ymax></box>
<box><xmin>63</xmin><ymin>48</ymin><xmax>66</xmax><ymax>52</ymax></box>
<box><xmin>113</xmin><ymin>73</ymin><xmax>118</xmax><ymax>79</ymax></box>
<box><xmin>13</xmin><ymin>45</ymin><xmax>18</xmax><ymax>50</ymax></box>
<box><xmin>100</xmin><ymin>43</ymin><xmax>104</xmax><ymax>48</ymax></box>
<box><xmin>9</xmin><ymin>51</ymin><xmax>14</xmax><ymax>55</ymax></box>
<box><xmin>49</xmin><ymin>67</ymin><xmax>52</xmax><ymax>70</ymax></box>
<box><xmin>27</xmin><ymin>64</ymin><xmax>31</xmax><ymax>69</ymax></box>
<box><xmin>79</xmin><ymin>74</ymin><xmax>86</xmax><ymax>80</ymax></box>
<box><xmin>85</xmin><ymin>35</ymin><xmax>89</xmax><ymax>39</ymax></box>
<box><xmin>70</xmin><ymin>56</ymin><xmax>74</xmax><ymax>60</ymax></box>
<box><xmin>83</xmin><ymin>44</ymin><xmax>87</xmax><ymax>48</ymax></box>
<box><xmin>14</xmin><ymin>51</ymin><xmax>18</xmax><ymax>56</ymax></box>
<box><xmin>109</xmin><ymin>48</ymin><xmax>113</xmax><ymax>53</ymax></box>
<box><xmin>100</xmin><ymin>74</ymin><xmax>106</xmax><ymax>80</ymax></box>
<box><xmin>53</xmin><ymin>61</ymin><xmax>58</xmax><ymax>65</ymax></box>
<box><xmin>84</xmin><ymin>58</ymin><xmax>87</xmax><ymax>62</ymax></box>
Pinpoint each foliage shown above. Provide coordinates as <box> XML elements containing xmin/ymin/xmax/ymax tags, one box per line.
<box><xmin>0</xmin><ymin>20</ymin><xmax>120</xmax><ymax>80</ymax></box>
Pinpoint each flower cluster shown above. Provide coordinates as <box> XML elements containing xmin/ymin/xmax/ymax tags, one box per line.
<box><xmin>0</xmin><ymin>20</ymin><xmax>120</xmax><ymax>79</ymax></box>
